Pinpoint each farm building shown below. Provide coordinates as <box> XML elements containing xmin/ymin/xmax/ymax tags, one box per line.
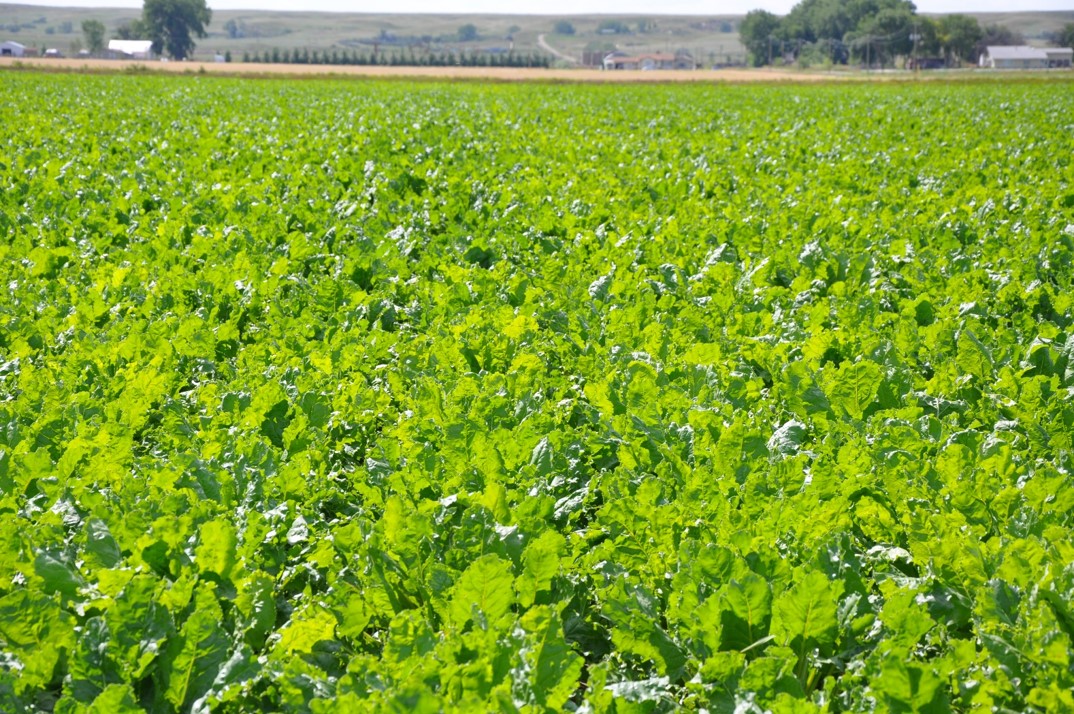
<box><xmin>603</xmin><ymin>50</ymin><xmax>696</xmax><ymax>70</ymax></box>
<box><xmin>1045</xmin><ymin>47</ymin><xmax>1074</xmax><ymax>67</ymax></box>
<box><xmin>907</xmin><ymin>57</ymin><xmax>946</xmax><ymax>70</ymax></box>
<box><xmin>108</xmin><ymin>39</ymin><xmax>153</xmax><ymax>60</ymax></box>
<box><xmin>1</xmin><ymin>41</ymin><xmax>26</xmax><ymax>57</ymax></box>
<box><xmin>979</xmin><ymin>46</ymin><xmax>1073</xmax><ymax>69</ymax></box>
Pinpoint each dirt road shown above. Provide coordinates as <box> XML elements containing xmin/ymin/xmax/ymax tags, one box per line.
<box><xmin>536</xmin><ymin>34</ymin><xmax>578</xmax><ymax>65</ymax></box>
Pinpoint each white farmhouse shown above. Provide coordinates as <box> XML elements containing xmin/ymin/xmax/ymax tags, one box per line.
<box><xmin>108</xmin><ymin>39</ymin><xmax>154</xmax><ymax>60</ymax></box>
<box><xmin>979</xmin><ymin>45</ymin><xmax>1073</xmax><ymax>69</ymax></box>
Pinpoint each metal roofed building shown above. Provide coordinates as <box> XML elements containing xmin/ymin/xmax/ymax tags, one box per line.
<box><xmin>108</xmin><ymin>39</ymin><xmax>154</xmax><ymax>60</ymax></box>
<box><xmin>1045</xmin><ymin>47</ymin><xmax>1074</xmax><ymax>67</ymax></box>
<box><xmin>980</xmin><ymin>45</ymin><xmax>1073</xmax><ymax>69</ymax></box>
<box><xmin>1</xmin><ymin>41</ymin><xmax>26</xmax><ymax>57</ymax></box>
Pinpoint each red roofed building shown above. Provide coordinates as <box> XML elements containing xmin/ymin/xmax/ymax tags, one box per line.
<box><xmin>603</xmin><ymin>50</ymin><xmax>696</xmax><ymax>70</ymax></box>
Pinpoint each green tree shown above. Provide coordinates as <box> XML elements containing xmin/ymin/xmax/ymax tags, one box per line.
<box><xmin>776</xmin><ymin>0</ymin><xmax>917</xmax><ymax>64</ymax></box>
<box><xmin>81</xmin><ymin>19</ymin><xmax>106</xmax><ymax>54</ymax></box>
<box><xmin>115</xmin><ymin>20</ymin><xmax>148</xmax><ymax>40</ymax></box>
<box><xmin>850</xmin><ymin>7</ymin><xmax>914</xmax><ymax>67</ymax></box>
<box><xmin>739</xmin><ymin>9</ymin><xmax>782</xmax><ymax>66</ymax></box>
<box><xmin>936</xmin><ymin>14</ymin><xmax>982</xmax><ymax>66</ymax></box>
<box><xmin>1058</xmin><ymin>22</ymin><xmax>1074</xmax><ymax>50</ymax></box>
<box><xmin>223</xmin><ymin>19</ymin><xmax>244</xmax><ymax>39</ymax></box>
<box><xmin>553</xmin><ymin>20</ymin><xmax>575</xmax><ymax>35</ymax></box>
<box><xmin>142</xmin><ymin>0</ymin><xmax>211</xmax><ymax>60</ymax></box>
<box><xmin>458</xmin><ymin>23</ymin><xmax>478</xmax><ymax>42</ymax></box>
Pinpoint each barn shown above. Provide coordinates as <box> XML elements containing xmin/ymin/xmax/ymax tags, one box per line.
<box><xmin>1</xmin><ymin>41</ymin><xmax>26</xmax><ymax>58</ymax></box>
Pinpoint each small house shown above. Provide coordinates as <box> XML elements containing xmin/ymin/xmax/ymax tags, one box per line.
<box><xmin>108</xmin><ymin>39</ymin><xmax>153</xmax><ymax>60</ymax></box>
<box><xmin>1</xmin><ymin>41</ymin><xmax>25</xmax><ymax>57</ymax></box>
<box><xmin>979</xmin><ymin>46</ymin><xmax>1072</xmax><ymax>69</ymax></box>
<box><xmin>603</xmin><ymin>50</ymin><xmax>695</xmax><ymax>71</ymax></box>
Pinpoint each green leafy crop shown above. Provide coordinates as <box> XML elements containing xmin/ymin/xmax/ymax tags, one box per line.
<box><xmin>1</xmin><ymin>71</ymin><xmax>1073</xmax><ymax>713</ymax></box>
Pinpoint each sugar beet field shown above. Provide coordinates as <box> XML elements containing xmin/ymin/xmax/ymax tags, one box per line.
<box><xmin>1</xmin><ymin>73</ymin><xmax>1074</xmax><ymax>712</ymax></box>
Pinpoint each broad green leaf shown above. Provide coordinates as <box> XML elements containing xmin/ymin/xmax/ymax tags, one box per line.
<box><xmin>163</xmin><ymin>584</ymin><xmax>230</xmax><ymax>711</ymax></box>
<box><xmin>772</xmin><ymin>571</ymin><xmax>842</xmax><ymax>658</ymax></box>
<box><xmin>88</xmin><ymin>684</ymin><xmax>142</xmax><ymax>714</ymax></box>
<box><xmin>520</xmin><ymin>530</ymin><xmax>566</xmax><ymax>600</ymax></box>
<box><xmin>84</xmin><ymin>518</ymin><xmax>122</xmax><ymax>569</ymax></box>
<box><xmin>235</xmin><ymin>572</ymin><xmax>277</xmax><ymax>650</ymax></box>
<box><xmin>194</xmin><ymin>518</ymin><xmax>237</xmax><ymax>581</ymax></box>
<box><xmin>605</xmin><ymin>676</ymin><xmax>671</xmax><ymax>703</ymax></box>
<box><xmin>768</xmin><ymin>420</ymin><xmax>807</xmax><ymax>456</ymax></box>
<box><xmin>872</xmin><ymin>654</ymin><xmax>948</xmax><ymax>713</ymax></box>
<box><xmin>0</xmin><ymin>590</ymin><xmax>76</xmax><ymax>693</ymax></box>
<box><xmin>107</xmin><ymin>574</ymin><xmax>173</xmax><ymax>679</ymax></box>
<box><xmin>683</xmin><ymin>343</ymin><xmax>722</xmax><ymax>366</ymax></box>
<box><xmin>605</xmin><ymin>580</ymin><xmax>689</xmax><ymax>680</ymax></box>
<box><xmin>720</xmin><ymin>574</ymin><xmax>773</xmax><ymax>651</ymax></box>
<box><xmin>384</xmin><ymin>610</ymin><xmax>436</xmax><ymax>663</ymax></box>
<box><xmin>274</xmin><ymin>605</ymin><xmax>338</xmax><ymax>655</ymax></box>
<box><xmin>34</xmin><ymin>550</ymin><xmax>83</xmax><ymax>597</ymax></box>
<box><xmin>450</xmin><ymin>553</ymin><xmax>515</xmax><ymax>627</ymax></box>
<box><xmin>956</xmin><ymin>329</ymin><xmax>993</xmax><ymax>379</ymax></box>
<box><xmin>514</xmin><ymin>606</ymin><xmax>584</xmax><ymax>711</ymax></box>
<box><xmin>828</xmin><ymin>360</ymin><xmax>882</xmax><ymax>420</ymax></box>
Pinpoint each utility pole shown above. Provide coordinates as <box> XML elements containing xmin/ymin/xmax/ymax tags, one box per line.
<box><xmin>910</xmin><ymin>22</ymin><xmax>920</xmax><ymax>73</ymax></box>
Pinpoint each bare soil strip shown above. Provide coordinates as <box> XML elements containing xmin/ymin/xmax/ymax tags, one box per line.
<box><xmin>1</xmin><ymin>57</ymin><xmax>848</xmax><ymax>82</ymax></box>
<box><xmin>5</xmin><ymin>57</ymin><xmax>1070</xmax><ymax>83</ymax></box>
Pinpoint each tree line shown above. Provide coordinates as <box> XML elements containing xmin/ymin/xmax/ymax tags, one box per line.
<box><xmin>739</xmin><ymin>0</ymin><xmax>1062</xmax><ymax>68</ymax></box>
<box><xmin>241</xmin><ymin>48</ymin><xmax>551</xmax><ymax>68</ymax></box>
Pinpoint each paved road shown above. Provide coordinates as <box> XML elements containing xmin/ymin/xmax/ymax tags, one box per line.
<box><xmin>536</xmin><ymin>34</ymin><xmax>578</xmax><ymax>65</ymax></box>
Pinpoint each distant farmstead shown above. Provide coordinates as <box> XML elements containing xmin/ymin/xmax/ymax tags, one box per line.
<box><xmin>979</xmin><ymin>46</ymin><xmax>1073</xmax><ymax>69</ymax></box>
<box><xmin>603</xmin><ymin>50</ymin><xmax>696</xmax><ymax>71</ymax></box>
<box><xmin>108</xmin><ymin>40</ymin><xmax>154</xmax><ymax>60</ymax></box>
<box><xmin>1</xmin><ymin>41</ymin><xmax>25</xmax><ymax>57</ymax></box>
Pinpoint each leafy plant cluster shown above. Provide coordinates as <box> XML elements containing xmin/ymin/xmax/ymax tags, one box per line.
<box><xmin>1</xmin><ymin>73</ymin><xmax>1073</xmax><ymax>712</ymax></box>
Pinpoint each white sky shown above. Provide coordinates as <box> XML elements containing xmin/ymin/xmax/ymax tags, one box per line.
<box><xmin>6</xmin><ymin>0</ymin><xmax>1073</xmax><ymax>14</ymax></box>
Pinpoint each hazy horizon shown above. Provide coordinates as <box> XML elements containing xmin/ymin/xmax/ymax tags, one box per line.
<box><xmin>3</xmin><ymin>0</ymin><xmax>1072</xmax><ymax>15</ymax></box>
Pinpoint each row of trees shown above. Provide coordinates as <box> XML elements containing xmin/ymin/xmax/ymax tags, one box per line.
<box><xmin>243</xmin><ymin>48</ymin><xmax>551</xmax><ymax>68</ymax></box>
<box><xmin>553</xmin><ymin>19</ymin><xmax>675</xmax><ymax>36</ymax></box>
<box><xmin>740</xmin><ymin>0</ymin><xmax>1051</xmax><ymax>68</ymax></box>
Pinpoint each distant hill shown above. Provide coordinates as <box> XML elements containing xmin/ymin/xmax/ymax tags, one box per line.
<box><xmin>2</xmin><ymin>5</ymin><xmax>1071</xmax><ymax>65</ymax></box>
<box><xmin>0</xmin><ymin>6</ymin><xmax>748</xmax><ymax>65</ymax></box>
